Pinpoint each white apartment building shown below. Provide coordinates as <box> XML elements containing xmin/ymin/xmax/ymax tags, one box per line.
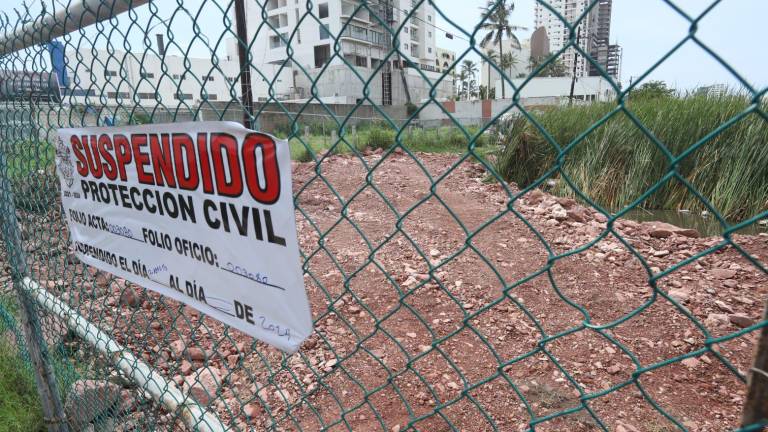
<box><xmin>480</xmin><ymin>38</ymin><xmax>531</xmax><ymax>91</ymax></box>
<box><xmin>246</xmin><ymin>0</ymin><xmax>453</xmax><ymax>105</ymax></box>
<box><xmin>435</xmin><ymin>47</ymin><xmax>456</xmax><ymax>74</ymax></box>
<box><xmin>62</xmin><ymin>38</ymin><xmax>241</xmax><ymax>107</ymax></box>
<box><xmin>534</xmin><ymin>0</ymin><xmax>620</xmax><ymax>80</ymax></box>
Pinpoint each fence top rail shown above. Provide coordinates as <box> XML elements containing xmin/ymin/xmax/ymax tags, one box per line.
<box><xmin>0</xmin><ymin>0</ymin><xmax>148</xmax><ymax>57</ymax></box>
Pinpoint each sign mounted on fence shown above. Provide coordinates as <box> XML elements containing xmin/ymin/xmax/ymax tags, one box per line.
<box><xmin>54</xmin><ymin>121</ymin><xmax>312</xmax><ymax>353</ymax></box>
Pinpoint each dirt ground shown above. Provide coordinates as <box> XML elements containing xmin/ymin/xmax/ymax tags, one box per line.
<box><xmin>29</xmin><ymin>151</ymin><xmax>768</xmax><ymax>431</ymax></box>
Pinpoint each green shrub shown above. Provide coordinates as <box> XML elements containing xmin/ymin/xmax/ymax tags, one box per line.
<box><xmin>366</xmin><ymin>127</ymin><xmax>396</xmax><ymax>150</ymax></box>
<box><xmin>0</xmin><ymin>339</ymin><xmax>44</xmax><ymax>432</ymax></box>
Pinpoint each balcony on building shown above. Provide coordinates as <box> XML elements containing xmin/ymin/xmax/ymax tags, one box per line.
<box><xmin>266</xmin><ymin>0</ymin><xmax>287</xmax><ymax>12</ymax></box>
<box><xmin>340</xmin><ymin>24</ymin><xmax>386</xmax><ymax>47</ymax></box>
<box><xmin>268</xmin><ymin>13</ymin><xmax>288</xmax><ymax>29</ymax></box>
<box><xmin>341</xmin><ymin>1</ymin><xmax>371</xmax><ymax>23</ymax></box>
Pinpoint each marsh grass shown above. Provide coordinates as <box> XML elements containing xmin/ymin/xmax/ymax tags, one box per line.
<box><xmin>493</xmin><ymin>94</ymin><xmax>768</xmax><ymax>221</ymax></box>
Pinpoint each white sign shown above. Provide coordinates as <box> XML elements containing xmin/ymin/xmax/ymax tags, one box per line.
<box><xmin>54</xmin><ymin>121</ymin><xmax>312</xmax><ymax>353</ymax></box>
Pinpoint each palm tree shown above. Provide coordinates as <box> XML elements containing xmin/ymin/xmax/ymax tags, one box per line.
<box><xmin>457</xmin><ymin>69</ymin><xmax>468</xmax><ymax>100</ymax></box>
<box><xmin>483</xmin><ymin>50</ymin><xmax>499</xmax><ymax>100</ymax></box>
<box><xmin>479</xmin><ymin>0</ymin><xmax>524</xmax><ymax>99</ymax></box>
<box><xmin>461</xmin><ymin>60</ymin><xmax>478</xmax><ymax>100</ymax></box>
<box><xmin>500</xmin><ymin>52</ymin><xmax>518</xmax><ymax>83</ymax></box>
<box><xmin>530</xmin><ymin>55</ymin><xmax>568</xmax><ymax>77</ymax></box>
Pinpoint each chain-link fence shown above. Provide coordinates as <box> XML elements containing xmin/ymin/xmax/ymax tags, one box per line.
<box><xmin>0</xmin><ymin>0</ymin><xmax>767</xmax><ymax>431</ymax></box>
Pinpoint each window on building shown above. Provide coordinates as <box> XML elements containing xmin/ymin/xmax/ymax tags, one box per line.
<box><xmin>206</xmin><ymin>76</ymin><xmax>214</xmax><ymax>82</ymax></box>
<box><xmin>270</xmin><ymin>34</ymin><xmax>286</xmax><ymax>48</ymax></box>
<box><xmin>404</xmin><ymin>43</ymin><xmax>409</xmax><ymax>50</ymax></box>
<box><xmin>354</xmin><ymin>55</ymin><xmax>367</xmax><ymax>68</ymax></box>
<box><xmin>371</xmin><ymin>58</ymin><xmax>381</xmax><ymax>69</ymax></box>
<box><xmin>318</xmin><ymin>3</ymin><xmax>329</xmax><ymax>18</ymax></box>
<box><xmin>206</xmin><ymin>94</ymin><xmax>218</xmax><ymax>101</ymax></box>
<box><xmin>70</xmin><ymin>89</ymin><xmax>95</xmax><ymax>97</ymax></box>
<box><xmin>319</xmin><ymin>23</ymin><xmax>331</xmax><ymax>40</ymax></box>
<box><xmin>428</xmin><ymin>47</ymin><xmax>432</xmax><ymax>53</ymax></box>
<box><xmin>137</xmin><ymin>92</ymin><xmax>157</xmax><ymax>100</ymax></box>
<box><xmin>107</xmin><ymin>91</ymin><xmax>129</xmax><ymax>98</ymax></box>
<box><xmin>428</xmin><ymin>31</ymin><xmax>432</xmax><ymax>38</ymax></box>
<box><xmin>140</xmin><ymin>72</ymin><xmax>155</xmax><ymax>79</ymax></box>
<box><xmin>105</xmin><ymin>70</ymin><xmax>117</xmax><ymax>77</ymax></box>
<box><xmin>174</xmin><ymin>92</ymin><xmax>193</xmax><ymax>100</ymax></box>
<box><xmin>314</xmin><ymin>44</ymin><xmax>331</xmax><ymax>68</ymax></box>
<box><xmin>172</xmin><ymin>74</ymin><xmax>180</xmax><ymax>79</ymax></box>
<box><xmin>427</xmin><ymin>15</ymin><xmax>432</xmax><ymax>22</ymax></box>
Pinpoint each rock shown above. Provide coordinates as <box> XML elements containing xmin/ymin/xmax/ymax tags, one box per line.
<box><xmin>551</xmin><ymin>205</ymin><xmax>568</xmax><ymax>221</ymax></box>
<box><xmin>119</xmin><ymin>285</ymin><xmax>141</xmax><ymax>308</ymax></box>
<box><xmin>729</xmin><ymin>314</ymin><xmax>754</xmax><ymax>328</ymax></box>
<box><xmin>681</xmin><ymin>357</ymin><xmax>700</xmax><ymax>369</ymax></box>
<box><xmin>556</xmin><ymin>197</ymin><xmax>577</xmax><ymax>209</ymax></box>
<box><xmin>714</xmin><ymin>300</ymin><xmax>734</xmax><ymax>313</ymax></box>
<box><xmin>117</xmin><ymin>389</ymin><xmax>136</xmax><ymax>414</ymax></box>
<box><xmin>170</xmin><ymin>340</ymin><xmax>185</xmax><ymax>358</ymax></box>
<box><xmin>705</xmin><ymin>313</ymin><xmax>730</xmax><ymax>328</ymax></box>
<box><xmin>653</xmin><ymin>249</ymin><xmax>670</xmax><ymax>258</ymax></box>
<box><xmin>429</xmin><ymin>249</ymin><xmax>440</xmax><ymax>258</ymax></box>
<box><xmin>243</xmin><ymin>403</ymin><xmax>262</xmax><ymax>418</ymax></box>
<box><xmin>187</xmin><ymin>347</ymin><xmax>206</xmax><ymax>362</ymax></box>
<box><xmin>94</xmin><ymin>270</ymin><xmax>111</xmax><ymax>288</ymax></box>
<box><xmin>235</xmin><ymin>342</ymin><xmax>249</xmax><ymax>354</ymax></box>
<box><xmin>647</xmin><ymin>225</ymin><xmax>674</xmax><ymax>239</ymax></box>
<box><xmin>668</xmin><ymin>289</ymin><xmax>690</xmax><ymax>303</ymax></box>
<box><xmin>406</xmin><ymin>332</ymin><xmax>417</xmax><ymax>338</ymax></box>
<box><xmin>566</xmin><ymin>209</ymin><xmax>587</xmax><ymax>223</ymax></box>
<box><xmin>180</xmin><ymin>360</ymin><xmax>193</xmax><ymax>375</ymax></box>
<box><xmin>616</xmin><ymin>422</ymin><xmax>641</xmax><ymax>432</ymax></box>
<box><xmin>644</xmin><ymin>222</ymin><xmax>699</xmax><ymax>239</ymax></box>
<box><xmin>723</xmin><ymin>279</ymin><xmax>738</xmax><ymax>288</ymax></box>
<box><xmin>392</xmin><ymin>425</ymin><xmax>402</xmax><ymax>432</ymax></box>
<box><xmin>227</xmin><ymin>354</ymin><xmax>240</xmax><ymax>368</ymax></box>
<box><xmin>65</xmin><ymin>379</ymin><xmax>121</xmax><ymax>429</ymax></box>
<box><xmin>186</xmin><ymin>367</ymin><xmax>222</xmax><ymax>405</ymax></box>
<box><xmin>525</xmin><ymin>189</ymin><xmax>544</xmax><ymax>205</ymax></box>
<box><xmin>606</xmin><ymin>365</ymin><xmax>621</xmax><ymax>375</ymax></box>
<box><xmin>675</xmin><ymin>228</ymin><xmax>700</xmax><ymax>238</ymax></box>
<box><xmin>711</xmin><ymin>269</ymin><xmax>737</xmax><ymax>280</ymax></box>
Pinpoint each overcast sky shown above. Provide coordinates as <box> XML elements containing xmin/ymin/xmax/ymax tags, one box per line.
<box><xmin>5</xmin><ymin>0</ymin><xmax>767</xmax><ymax>91</ymax></box>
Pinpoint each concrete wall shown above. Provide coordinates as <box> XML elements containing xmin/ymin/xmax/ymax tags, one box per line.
<box><xmin>495</xmin><ymin>76</ymin><xmax>617</xmax><ymax>102</ymax></box>
<box><xmin>248</xmin><ymin>102</ymin><xmax>409</xmax><ymax>134</ymax></box>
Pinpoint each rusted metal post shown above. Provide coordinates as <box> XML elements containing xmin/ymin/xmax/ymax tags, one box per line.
<box><xmin>234</xmin><ymin>0</ymin><xmax>255</xmax><ymax>129</ymax></box>
<box><xmin>742</xmin><ymin>298</ymin><xmax>768</xmax><ymax>429</ymax></box>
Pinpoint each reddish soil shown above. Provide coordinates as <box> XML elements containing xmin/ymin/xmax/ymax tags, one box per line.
<box><xmin>24</xmin><ymin>152</ymin><xmax>768</xmax><ymax>431</ymax></box>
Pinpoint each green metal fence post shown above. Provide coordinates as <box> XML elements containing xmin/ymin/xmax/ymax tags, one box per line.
<box><xmin>0</xmin><ymin>150</ymin><xmax>69</xmax><ymax>432</ymax></box>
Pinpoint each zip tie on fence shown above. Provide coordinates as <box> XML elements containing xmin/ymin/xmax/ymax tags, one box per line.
<box><xmin>21</xmin><ymin>277</ymin><xmax>226</xmax><ymax>432</ymax></box>
<box><xmin>0</xmin><ymin>0</ymin><xmax>149</xmax><ymax>56</ymax></box>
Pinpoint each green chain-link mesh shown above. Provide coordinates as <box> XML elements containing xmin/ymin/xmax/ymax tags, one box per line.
<box><xmin>0</xmin><ymin>0</ymin><xmax>766</xmax><ymax>431</ymax></box>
